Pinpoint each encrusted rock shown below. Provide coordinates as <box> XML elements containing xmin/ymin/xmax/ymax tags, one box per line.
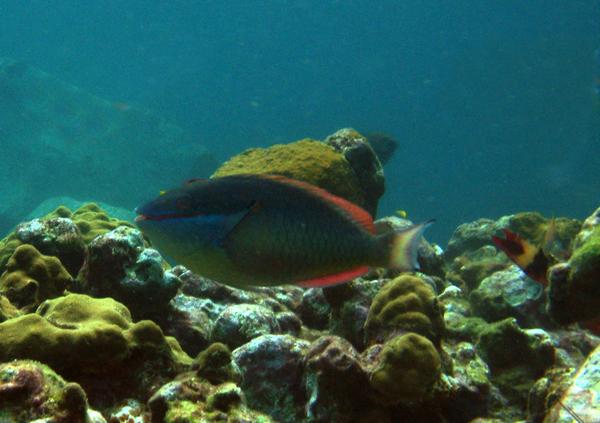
<box><xmin>232</xmin><ymin>334</ymin><xmax>310</xmax><ymax>423</ymax></box>
<box><xmin>211</xmin><ymin>304</ymin><xmax>281</xmax><ymax>349</ymax></box>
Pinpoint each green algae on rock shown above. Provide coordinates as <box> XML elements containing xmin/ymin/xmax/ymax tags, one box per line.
<box><xmin>364</xmin><ymin>274</ymin><xmax>445</xmax><ymax>346</ymax></box>
<box><xmin>0</xmin><ymin>360</ymin><xmax>105</xmax><ymax>423</ymax></box>
<box><xmin>212</xmin><ymin>139</ymin><xmax>366</xmax><ymax>209</ymax></box>
<box><xmin>548</xmin><ymin>206</ymin><xmax>600</xmax><ymax>325</ymax></box>
<box><xmin>0</xmin><ymin>293</ymin><xmax>191</xmax><ymax>406</ymax></box>
<box><xmin>193</xmin><ymin>342</ymin><xmax>241</xmax><ymax>385</ymax></box>
<box><xmin>0</xmin><ymin>244</ymin><xmax>73</xmax><ymax>312</ymax></box>
<box><xmin>369</xmin><ymin>333</ymin><xmax>441</xmax><ymax>405</ymax></box>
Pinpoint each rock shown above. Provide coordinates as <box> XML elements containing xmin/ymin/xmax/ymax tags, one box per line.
<box><xmin>548</xmin><ymin>208</ymin><xmax>600</xmax><ymax>325</ymax></box>
<box><xmin>147</xmin><ymin>374</ymin><xmax>274</xmax><ymax>423</ymax></box>
<box><xmin>211</xmin><ymin>304</ymin><xmax>281</xmax><ymax>349</ymax></box>
<box><xmin>162</xmin><ymin>293</ymin><xmax>213</xmax><ymax>357</ymax></box>
<box><xmin>77</xmin><ymin>226</ymin><xmax>180</xmax><ymax>319</ymax></box>
<box><xmin>298</xmin><ymin>288</ymin><xmax>331</xmax><ymax>330</ymax></box>
<box><xmin>303</xmin><ymin>335</ymin><xmax>374</xmax><ymax>422</ymax></box>
<box><xmin>476</xmin><ymin>318</ymin><xmax>555</xmax><ymax>417</ymax></box>
<box><xmin>213</xmin><ymin>138</ymin><xmax>367</xmax><ymax>211</ymax></box>
<box><xmin>325</xmin><ymin>278</ymin><xmax>384</xmax><ymax>350</ymax></box>
<box><xmin>470</xmin><ymin>266</ymin><xmax>546</xmax><ymax>327</ymax></box>
<box><xmin>543</xmin><ymin>343</ymin><xmax>600</xmax><ymax>422</ymax></box>
<box><xmin>446</xmin><ymin>245</ymin><xmax>510</xmax><ymax>292</ymax></box>
<box><xmin>193</xmin><ymin>342</ymin><xmax>240</xmax><ymax>385</ymax></box>
<box><xmin>440</xmin><ymin>342</ymin><xmax>491</xmax><ymax>422</ymax></box>
<box><xmin>445</xmin><ymin>219</ymin><xmax>497</xmax><ymax>260</ymax></box>
<box><xmin>232</xmin><ymin>334</ymin><xmax>310</xmax><ymax>423</ymax></box>
<box><xmin>0</xmin><ymin>360</ymin><xmax>105</xmax><ymax>423</ymax></box>
<box><xmin>324</xmin><ymin>128</ymin><xmax>385</xmax><ymax>216</ymax></box>
<box><xmin>0</xmin><ymin>244</ymin><xmax>73</xmax><ymax>312</ymax></box>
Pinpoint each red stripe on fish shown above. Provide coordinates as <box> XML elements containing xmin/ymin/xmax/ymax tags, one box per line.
<box><xmin>259</xmin><ymin>174</ymin><xmax>376</xmax><ymax>234</ymax></box>
<box><xmin>296</xmin><ymin>266</ymin><xmax>370</xmax><ymax>288</ymax></box>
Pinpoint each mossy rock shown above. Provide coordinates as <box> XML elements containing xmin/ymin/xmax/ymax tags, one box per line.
<box><xmin>193</xmin><ymin>342</ymin><xmax>240</xmax><ymax>385</ymax></box>
<box><xmin>0</xmin><ymin>293</ymin><xmax>191</xmax><ymax>404</ymax></box>
<box><xmin>365</xmin><ymin>274</ymin><xmax>445</xmax><ymax>346</ymax></box>
<box><xmin>369</xmin><ymin>333</ymin><xmax>441</xmax><ymax>404</ymax></box>
<box><xmin>0</xmin><ymin>244</ymin><xmax>73</xmax><ymax>312</ymax></box>
<box><xmin>212</xmin><ymin>139</ymin><xmax>365</xmax><ymax>208</ymax></box>
<box><xmin>0</xmin><ymin>294</ymin><xmax>20</xmax><ymax>322</ymax></box>
<box><xmin>0</xmin><ymin>360</ymin><xmax>95</xmax><ymax>423</ymax></box>
<box><xmin>70</xmin><ymin>203</ymin><xmax>134</xmax><ymax>244</ymax></box>
<box><xmin>0</xmin><ymin>203</ymin><xmax>134</xmax><ymax>275</ymax></box>
<box><xmin>549</xmin><ymin>226</ymin><xmax>600</xmax><ymax>324</ymax></box>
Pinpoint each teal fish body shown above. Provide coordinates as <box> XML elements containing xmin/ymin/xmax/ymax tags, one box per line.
<box><xmin>136</xmin><ymin>175</ymin><xmax>431</xmax><ymax>288</ymax></box>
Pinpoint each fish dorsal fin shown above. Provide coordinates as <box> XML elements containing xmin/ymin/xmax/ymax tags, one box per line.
<box><xmin>259</xmin><ymin>174</ymin><xmax>376</xmax><ymax>234</ymax></box>
<box><xmin>297</xmin><ymin>266</ymin><xmax>370</xmax><ymax>288</ymax></box>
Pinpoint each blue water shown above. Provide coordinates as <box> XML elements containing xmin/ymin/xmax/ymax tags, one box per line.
<box><xmin>1</xmin><ymin>1</ymin><xmax>599</xmax><ymax>243</ymax></box>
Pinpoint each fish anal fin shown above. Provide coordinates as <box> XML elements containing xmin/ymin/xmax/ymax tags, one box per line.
<box><xmin>297</xmin><ymin>266</ymin><xmax>369</xmax><ymax>288</ymax></box>
<box><xmin>258</xmin><ymin>174</ymin><xmax>376</xmax><ymax>234</ymax></box>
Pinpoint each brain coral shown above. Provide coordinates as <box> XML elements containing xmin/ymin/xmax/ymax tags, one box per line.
<box><xmin>364</xmin><ymin>274</ymin><xmax>445</xmax><ymax>346</ymax></box>
<box><xmin>0</xmin><ymin>293</ymin><xmax>191</xmax><ymax>404</ymax></box>
<box><xmin>369</xmin><ymin>333</ymin><xmax>441</xmax><ymax>404</ymax></box>
<box><xmin>0</xmin><ymin>244</ymin><xmax>73</xmax><ymax>311</ymax></box>
<box><xmin>212</xmin><ymin>139</ymin><xmax>365</xmax><ymax>208</ymax></box>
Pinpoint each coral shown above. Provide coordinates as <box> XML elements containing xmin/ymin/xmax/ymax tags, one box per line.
<box><xmin>212</xmin><ymin>139</ymin><xmax>366</xmax><ymax>209</ymax></box>
<box><xmin>193</xmin><ymin>342</ymin><xmax>240</xmax><ymax>385</ymax></box>
<box><xmin>77</xmin><ymin>226</ymin><xmax>180</xmax><ymax>319</ymax></box>
<box><xmin>469</xmin><ymin>266</ymin><xmax>546</xmax><ymax>327</ymax></box>
<box><xmin>0</xmin><ymin>244</ymin><xmax>73</xmax><ymax>311</ymax></box>
<box><xmin>210</xmin><ymin>304</ymin><xmax>281</xmax><ymax>349</ymax></box>
<box><xmin>0</xmin><ymin>294</ymin><xmax>20</xmax><ymax>322</ymax></box>
<box><xmin>147</xmin><ymin>375</ymin><xmax>274</xmax><ymax>423</ymax></box>
<box><xmin>368</xmin><ymin>333</ymin><xmax>441</xmax><ymax>404</ymax></box>
<box><xmin>68</xmin><ymin>203</ymin><xmax>135</xmax><ymax>244</ymax></box>
<box><xmin>0</xmin><ymin>360</ymin><xmax>104</xmax><ymax>423</ymax></box>
<box><xmin>548</xmin><ymin>221</ymin><xmax>600</xmax><ymax>324</ymax></box>
<box><xmin>324</xmin><ymin>128</ymin><xmax>385</xmax><ymax>216</ymax></box>
<box><xmin>364</xmin><ymin>274</ymin><xmax>445</xmax><ymax>346</ymax></box>
<box><xmin>0</xmin><ymin>293</ymin><xmax>191</xmax><ymax>405</ymax></box>
<box><xmin>232</xmin><ymin>334</ymin><xmax>310</xmax><ymax>423</ymax></box>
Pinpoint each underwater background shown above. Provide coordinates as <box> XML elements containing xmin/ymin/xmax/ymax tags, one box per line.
<box><xmin>1</xmin><ymin>2</ymin><xmax>600</xmax><ymax>423</ymax></box>
<box><xmin>1</xmin><ymin>1</ymin><xmax>599</xmax><ymax>242</ymax></box>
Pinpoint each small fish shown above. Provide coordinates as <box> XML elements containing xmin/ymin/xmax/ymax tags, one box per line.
<box><xmin>136</xmin><ymin>174</ymin><xmax>432</xmax><ymax>288</ymax></box>
<box><xmin>491</xmin><ymin>228</ymin><xmax>553</xmax><ymax>286</ymax></box>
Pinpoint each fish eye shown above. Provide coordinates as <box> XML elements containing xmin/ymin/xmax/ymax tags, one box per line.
<box><xmin>176</xmin><ymin>196</ymin><xmax>193</xmax><ymax>210</ymax></box>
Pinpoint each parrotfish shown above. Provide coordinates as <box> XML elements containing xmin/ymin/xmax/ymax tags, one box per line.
<box><xmin>135</xmin><ymin>174</ymin><xmax>432</xmax><ymax>289</ymax></box>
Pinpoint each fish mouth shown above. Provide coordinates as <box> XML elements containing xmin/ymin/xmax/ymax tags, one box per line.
<box><xmin>134</xmin><ymin>214</ymin><xmax>148</xmax><ymax>222</ymax></box>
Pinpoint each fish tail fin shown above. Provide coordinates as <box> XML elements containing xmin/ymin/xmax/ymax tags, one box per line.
<box><xmin>377</xmin><ymin>220</ymin><xmax>434</xmax><ymax>270</ymax></box>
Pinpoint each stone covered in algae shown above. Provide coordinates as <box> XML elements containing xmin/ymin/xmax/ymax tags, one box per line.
<box><xmin>193</xmin><ymin>342</ymin><xmax>241</xmax><ymax>385</ymax></box>
<box><xmin>0</xmin><ymin>293</ymin><xmax>191</xmax><ymax>405</ymax></box>
<box><xmin>475</xmin><ymin>318</ymin><xmax>555</xmax><ymax>416</ymax></box>
<box><xmin>368</xmin><ymin>332</ymin><xmax>441</xmax><ymax>404</ymax></box>
<box><xmin>0</xmin><ymin>360</ymin><xmax>105</xmax><ymax>423</ymax></box>
<box><xmin>0</xmin><ymin>202</ymin><xmax>134</xmax><ymax>277</ymax></box>
<box><xmin>212</xmin><ymin>139</ymin><xmax>366</xmax><ymax>209</ymax></box>
<box><xmin>148</xmin><ymin>374</ymin><xmax>274</xmax><ymax>423</ymax></box>
<box><xmin>0</xmin><ymin>244</ymin><xmax>73</xmax><ymax>312</ymax></box>
<box><xmin>364</xmin><ymin>274</ymin><xmax>445</xmax><ymax>346</ymax></box>
<box><xmin>548</xmin><ymin>207</ymin><xmax>600</xmax><ymax>325</ymax></box>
